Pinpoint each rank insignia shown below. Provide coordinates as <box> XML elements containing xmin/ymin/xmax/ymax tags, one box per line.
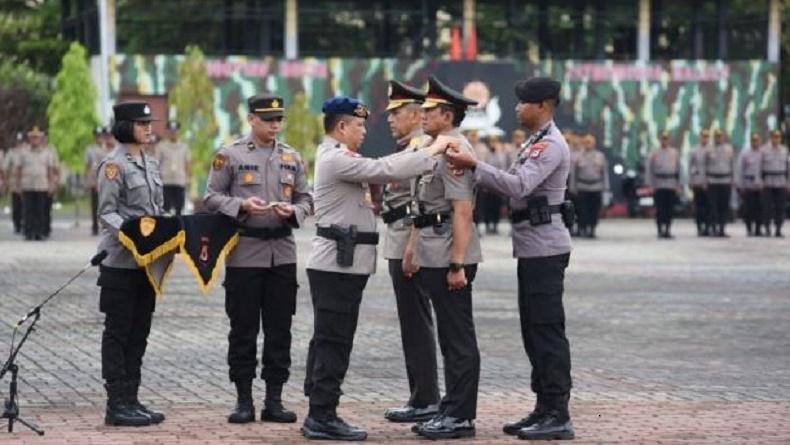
<box><xmin>104</xmin><ymin>163</ymin><xmax>120</xmax><ymax>180</ymax></box>
<box><xmin>281</xmin><ymin>153</ymin><xmax>293</xmax><ymax>162</ymax></box>
<box><xmin>247</xmin><ymin>141</ymin><xmax>255</xmax><ymax>151</ymax></box>
<box><xmin>212</xmin><ymin>153</ymin><xmax>227</xmax><ymax>171</ymax></box>
<box><xmin>243</xmin><ymin>172</ymin><xmax>255</xmax><ymax>184</ymax></box>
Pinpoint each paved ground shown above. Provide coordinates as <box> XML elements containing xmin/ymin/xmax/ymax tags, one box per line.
<box><xmin>0</xmin><ymin>216</ymin><xmax>788</xmax><ymax>443</ymax></box>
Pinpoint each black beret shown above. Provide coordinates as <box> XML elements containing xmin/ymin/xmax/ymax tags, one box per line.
<box><xmin>113</xmin><ymin>102</ymin><xmax>155</xmax><ymax>122</ymax></box>
<box><xmin>422</xmin><ymin>76</ymin><xmax>477</xmax><ymax>110</ymax></box>
<box><xmin>514</xmin><ymin>77</ymin><xmax>561</xmax><ymax>104</ymax></box>
<box><xmin>322</xmin><ymin>96</ymin><xmax>369</xmax><ymax>119</ymax></box>
<box><xmin>248</xmin><ymin>94</ymin><xmax>285</xmax><ymax>119</ymax></box>
<box><xmin>387</xmin><ymin>80</ymin><xmax>425</xmax><ymax>111</ymax></box>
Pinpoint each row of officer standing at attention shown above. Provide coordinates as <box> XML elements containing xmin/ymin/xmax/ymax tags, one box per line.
<box><xmin>95</xmin><ymin>75</ymin><xmax>576</xmax><ymax>442</ymax></box>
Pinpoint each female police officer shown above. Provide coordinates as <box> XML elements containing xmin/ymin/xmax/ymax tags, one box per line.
<box><xmin>96</xmin><ymin>102</ymin><xmax>165</xmax><ymax>426</ymax></box>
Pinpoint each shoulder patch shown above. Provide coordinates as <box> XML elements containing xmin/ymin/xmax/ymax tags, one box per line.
<box><xmin>212</xmin><ymin>153</ymin><xmax>227</xmax><ymax>171</ymax></box>
<box><xmin>104</xmin><ymin>162</ymin><xmax>120</xmax><ymax>180</ymax></box>
<box><xmin>529</xmin><ymin>142</ymin><xmax>548</xmax><ymax>159</ymax></box>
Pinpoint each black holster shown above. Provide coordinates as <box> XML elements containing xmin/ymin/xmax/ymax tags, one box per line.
<box><xmin>316</xmin><ymin>225</ymin><xmax>379</xmax><ymax>267</ymax></box>
<box><xmin>560</xmin><ymin>200</ymin><xmax>575</xmax><ymax>229</ymax></box>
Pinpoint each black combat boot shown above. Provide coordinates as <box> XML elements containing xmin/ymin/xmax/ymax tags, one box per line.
<box><xmin>104</xmin><ymin>381</ymin><xmax>151</xmax><ymax>427</ymax></box>
<box><xmin>261</xmin><ymin>382</ymin><xmax>297</xmax><ymax>423</ymax></box>
<box><xmin>228</xmin><ymin>379</ymin><xmax>255</xmax><ymax>424</ymax></box>
<box><xmin>776</xmin><ymin>225</ymin><xmax>784</xmax><ymax>238</ymax></box>
<box><xmin>127</xmin><ymin>379</ymin><xmax>165</xmax><ymax>424</ymax></box>
<box><xmin>302</xmin><ymin>405</ymin><xmax>367</xmax><ymax>441</ymax></box>
<box><xmin>503</xmin><ymin>396</ymin><xmax>546</xmax><ymax>435</ymax></box>
<box><xmin>517</xmin><ymin>394</ymin><xmax>574</xmax><ymax>441</ymax></box>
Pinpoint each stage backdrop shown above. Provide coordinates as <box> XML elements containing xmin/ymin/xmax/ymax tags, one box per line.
<box><xmin>103</xmin><ymin>56</ymin><xmax>778</xmax><ymax>166</ymax></box>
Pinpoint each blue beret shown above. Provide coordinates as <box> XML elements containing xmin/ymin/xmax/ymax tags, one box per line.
<box><xmin>321</xmin><ymin>96</ymin><xmax>369</xmax><ymax>119</ymax></box>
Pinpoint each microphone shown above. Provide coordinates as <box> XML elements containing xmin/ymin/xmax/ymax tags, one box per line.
<box><xmin>91</xmin><ymin>250</ymin><xmax>108</xmax><ymax>266</ymax></box>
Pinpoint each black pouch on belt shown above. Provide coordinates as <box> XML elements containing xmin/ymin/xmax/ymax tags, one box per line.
<box><xmin>526</xmin><ymin>195</ymin><xmax>552</xmax><ymax>226</ymax></box>
<box><xmin>560</xmin><ymin>200</ymin><xmax>575</xmax><ymax>229</ymax></box>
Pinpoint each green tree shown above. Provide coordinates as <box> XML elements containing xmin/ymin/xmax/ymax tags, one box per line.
<box><xmin>170</xmin><ymin>45</ymin><xmax>218</xmax><ymax>193</ymax></box>
<box><xmin>283</xmin><ymin>92</ymin><xmax>322</xmax><ymax>178</ymax></box>
<box><xmin>0</xmin><ymin>59</ymin><xmax>52</xmax><ymax>148</ymax></box>
<box><xmin>0</xmin><ymin>0</ymin><xmax>69</xmax><ymax>76</ymax></box>
<box><xmin>46</xmin><ymin>42</ymin><xmax>98</xmax><ymax>172</ymax></box>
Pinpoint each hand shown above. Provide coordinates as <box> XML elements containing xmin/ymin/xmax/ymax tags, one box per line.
<box><xmin>272</xmin><ymin>202</ymin><xmax>294</xmax><ymax>220</ymax></box>
<box><xmin>402</xmin><ymin>248</ymin><xmax>419</xmax><ymax>278</ymax></box>
<box><xmin>241</xmin><ymin>196</ymin><xmax>269</xmax><ymax>214</ymax></box>
<box><xmin>445</xmin><ymin>146</ymin><xmax>477</xmax><ymax>170</ymax></box>
<box><xmin>426</xmin><ymin>135</ymin><xmax>461</xmax><ymax>156</ymax></box>
<box><xmin>447</xmin><ymin>267</ymin><xmax>468</xmax><ymax>291</ymax></box>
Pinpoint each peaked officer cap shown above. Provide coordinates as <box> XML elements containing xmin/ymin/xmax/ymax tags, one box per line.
<box><xmin>387</xmin><ymin>80</ymin><xmax>425</xmax><ymax>111</ymax></box>
<box><xmin>113</xmin><ymin>102</ymin><xmax>155</xmax><ymax>122</ymax></box>
<box><xmin>422</xmin><ymin>76</ymin><xmax>477</xmax><ymax>110</ymax></box>
<box><xmin>248</xmin><ymin>94</ymin><xmax>285</xmax><ymax>119</ymax></box>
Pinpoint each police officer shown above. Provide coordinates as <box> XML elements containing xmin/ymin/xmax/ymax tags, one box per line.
<box><xmin>96</xmin><ymin>102</ymin><xmax>165</xmax><ymax>426</ymax></box>
<box><xmin>156</xmin><ymin>121</ymin><xmax>191</xmax><ymax>215</ymax></box>
<box><xmin>381</xmin><ymin>81</ymin><xmax>440</xmax><ymax>423</ymax></box>
<box><xmin>6</xmin><ymin>132</ymin><xmax>27</xmax><ymax>234</ymax></box>
<box><xmin>203</xmin><ymin>95</ymin><xmax>313</xmax><ymax>424</ymax></box>
<box><xmin>16</xmin><ymin>126</ymin><xmax>57</xmax><ymax>241</ymax></box>
<box><xmin>571</xmin><ymin>134</ymin><xmax>608</xmax><ymax>238</ymax></box>
<box><xmin>403</xmin><ymin>76</ymin><xmax>481</xmax><ymax>440</ymax></box>
<box><xmin>86</xmin><ymin>127</ymin><xmax>114</xmax><ymax>235</ymax></box>
<box><xmin>736</xmin><ymin>133</ymin><xmax>764</xmax><ymax>236</ymax></box>
<box><xmin>646</xmin><ymin>132</ymin><xmax>681</xmax><ymax>239</ymax></box>
<box><xmin>565</xmin><ymin>130</ymin><xmax>581</xmax><ymax>236</ymax></box>
<box><xmin>302</xmin><ymin>96</ymin><xmax>446</xmax><ymax>441</ymax></box>
<box><xmin>761</xmin><ymin>130</ymin><xmax>789</xmax><ymax>237</ymax></box>
<box><xmin>689</xmin><ymin>129</ymin><xmax>711</xmax><ymax>236</ymax></box>
<box><xmin>707</xmin><ymin>129</ymin><xmax>735</xmax><ymax>237</ymax></box>
<box><xmin>447</xmin><ymin>76</ymin><xmax>574</xmax><ymax>441</ymax></box>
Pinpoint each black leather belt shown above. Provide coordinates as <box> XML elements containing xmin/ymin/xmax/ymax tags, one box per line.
<box><xmin>413</xmin><ymin>212</ymin><xmax>452</xmax><ymax>228</ymax></box>
<box><xmin>381</xmin><ymin>203</ymin><xmax>412</xmax><ymax>224</ymax></box>
<box><xmin>510</xmin><ymin>205</ymin><xmax>562</xmax><ymax>224</ymax></box>
<box><xmin>316</xmin><ymin>226</ymin><xmax>379</xmax><ymax>244</ymax></box>
<box><xmin>707</xmin><ymin>172</ymin><xmax>731</xmax><ymax>178</ymax></box>
<box><xmin>238</xmin><ymin>226</ymin><xmax>292</xmax><ymax>240</ymax></box>
<box><xmin>576</xmin><ymin>178</ymin><xmax>602</xmax><ymax>184</ymax></box>
<box><xmin>654</xmin><ymin>173</ymin><xmax>679</xmax><ymax>179</ymax></box>
<box><xmin>763</xmin><ymin>171</ymin><xmax>787</xmax><ymax>176</ymax></box>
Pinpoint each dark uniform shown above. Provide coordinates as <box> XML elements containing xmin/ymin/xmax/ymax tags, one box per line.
<box><xmin>760</xmin><ymin>131</ymin><xmax>788</xmax><ymax>237</ymax></box>
<box><xmin>203</xmin><ymin>95</ymin><xmax>313</xmax><ymax>424</ymax></box>
<box><xmin>381</xmin><ymin>81</ymin><xmax>440</xmax><ymax>423</ymax></box>
<box><xmin>688</xmin><ymin>131</ymin><xmax>711</xmax><ymax>236</ymax></box>
<box><xmin>451</xmin><ymin>77</ymin><xmax>575</xmax><ymax>441</ymax></box>
<box><xmin>706</xmin><ymin>131</ymin><xmax>735</xmax><ymax>237</ymax></box>
<box><xmin>736</xmin><ymin>136</ymin><xmax>764</xmax><ymax>236</ymax></box>
<box><xmin>96</xmin><ymin>102</ymin><xmax>165</xmax><ymax>426</ymax></box>
<box><xmin>410</xmin><ymin>76</ymin><xmax>481</xmax><ymax>440</ymax></box>
<box><xmin>645</xmin><ymin>134</ymin><xmax>681</xmax><ymax>238</ymax></box>
<box><xmin>301</xmin><ymin>97</ymin><xmax>438</xmax><ymax>441</ymax></box>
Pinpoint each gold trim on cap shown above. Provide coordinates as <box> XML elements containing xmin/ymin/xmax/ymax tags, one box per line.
<box><xmin>254</xmin><ymin>107</ymin><xmax>285</xmax><ymax>112</ymax></box>
<box><xmin>422</xmin><ymin>97</ymin><xmax>451</xmax><ymax>109</ymax></box>
<box><xmin>386</xmin><ymin>98</ymin><xmax>417</xmax><ymax>111</ymax></box>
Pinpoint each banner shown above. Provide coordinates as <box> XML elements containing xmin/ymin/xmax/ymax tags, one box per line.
<box><xmin>179</xmin><ymin>214</ymin><xmax>239</xmax><ymax>293</ymax></box>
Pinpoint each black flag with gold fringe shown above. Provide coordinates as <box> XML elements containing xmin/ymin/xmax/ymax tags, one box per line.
<box><xmin>179</xmin><ymin>214</ymin><xmax>239</xmax><ymax>293</ymax></box>
<box><xmin>144</xmin><ymin>251</ymin><xmax>177</xmax><ymax>297</ymax></box>
<box><xmin>119</xmin><ymin>216</ymin><xmax>185</xmax><ymax>266</ymax></box>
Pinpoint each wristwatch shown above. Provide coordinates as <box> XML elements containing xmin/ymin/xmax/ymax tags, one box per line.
<box><xmin>448</xmin><ymin>262</ymin><xmax>464</xmax><ymax>272</ymax></box>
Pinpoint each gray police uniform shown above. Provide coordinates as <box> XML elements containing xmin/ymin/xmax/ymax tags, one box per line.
<box><xmin>646</xmin><ymin>146</ymin><xmax>680</xmax><ymax>236</ymax></box>
<box><xmin>382</xmin><ymin>130</ymin><xmax>440</xmax><ymax>411</ymax></box>
<box><xmin>203</xmin><ymin>135</ymin><xmax>312</xmax><ymax>386</ymax></box>
<box><xmin>412</xmin><ymin>127</ymin><xmax>482</xmax><ymax>421</ymax></box>
<box><xmin>304</xmin><ymin>135</ymin><xmax>436</xmax><ymax>414</ymax></box>
<box><xmin>736</xmin><ymin>148</ymin><xmax>763</xmax><ymax>234</ymax></box>
<box><xmin>96</xmin><ymin>144</ymin><xmax>163</xmax><ymax>383</ymax></box>
<box><xmin>156</xmin><ymin>139</ymin><xmax>191</xmax><ymax>215</ymax></box>
<box><xmin>474</xmin><ymin>120</ymin><xmax>573</xmax><ymax>421</ymax></box>
<box><xmin>571</xmin><ymin>149</ymin><xmax>608</xmax><ymax>237</ymax></box>
<box><xmin>706</xmin><ymin>143</ymin><xmax>735</xmax><ymax>236</ymax></box>
<box><xmin>688</xmin><ymin>144</ymin><xmax>710</xmax><ymax>234</ymax></box>
<box><xmin>761</xmin><ymin>143</ymin><xmax>789</xmax><ymax>234</ymax></box>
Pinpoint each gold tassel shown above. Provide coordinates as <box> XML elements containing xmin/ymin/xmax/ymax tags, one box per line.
<box><xmin>119</xmin><ymin>230</ymin><xmax>185</xmax><ymax>267</ymax></box>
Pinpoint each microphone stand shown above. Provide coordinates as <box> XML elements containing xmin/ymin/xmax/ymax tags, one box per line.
<box><xmin>1</xmin><ymin>252</ymin><xmax>105</xmax><ymax>436</ymax></box>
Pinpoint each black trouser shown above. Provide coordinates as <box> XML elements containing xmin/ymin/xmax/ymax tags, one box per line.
<box><xmin>224</xmin><ymin>265</ymin><xmax>297</xmax><ymax>384</ymax></box>
<box><xmin>518</xmin><ymin>254</ymin><xmax>572</xmax><ymax>419</ymax></box>
<box><xmin>577</xmin><ymin>191</ymin><xmax>602</xmax><ymax>233</ymax></box>
<box><xmin>163</xmin><ymin>185</ymin><xmax>186</xmax><ymax>216</ymax></box>
<box><xmin>481</xmin><ymin>190</ymin><xmax>502</xmax><ymax>231</ymax></box>
<box><xmin>44</xmin><ymin>194</ymin><xmax>52</xmax><ymax>236</ymax></box>
<box><xmin>11</xmin><ymin>192</ymin><xmax>23</xmax><ymax>232</ymax></box>
<box><xmin>388</xmin><ymin>259</ymin><xmax>440</xmax><ymax>408</ymax></box>
<box><xmin>416</xmin><ymin>266</ymin><xmax>479</xmax><ymax>420</ymax></box>
<box><xmin>741</xmin><ymin>190</ymin><xmax>763</xmax><ymax>233</ymax></box>
<box><xmin>762</xmin><ymin>187</ymin><xmax>787</xmax><ymax>231</ymax></box>
<box><xmin>692</xmin><ymin>187</ymin><xmax>709</xmax><ymax>231</ymax></box>
<box><xmin>708</xmin><ymin>184</ymin><xmax>731</xmax><ymax>234</ymax></box>
<box><xmin>22</xmin><ymin>191</ymin><xmax>47</xmax><ymax>239</ymax></box>
<box><xmin>654</xmin><ymin>188</ymin><xmax>676</xmax><ymax>230</ymax></box>
<box><xmin>98</xmin><ymin>267</ymin><xmax>156</xmax><ymax>383</ymax></box>
<box><xmin>304</xmin><ymin>269</ymin><xmax>369</xmax><ymax>412</ymax></box>
<box><xmin>90</xmin><ymin>188</ymin><xmax>99</xmax><ymax>235</ymax></box>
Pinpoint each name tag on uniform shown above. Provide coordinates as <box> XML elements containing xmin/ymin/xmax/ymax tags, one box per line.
<box><xmin>238</xmin><ymin>164</ymin><xmax>259</xmax><ymax>171</ymax></box>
